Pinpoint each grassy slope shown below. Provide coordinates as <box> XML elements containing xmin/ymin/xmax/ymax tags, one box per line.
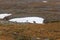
<box><xmin>0</xmin><ymin>22</ymin><xmax>59</xmax><ymax>40</ymax></box>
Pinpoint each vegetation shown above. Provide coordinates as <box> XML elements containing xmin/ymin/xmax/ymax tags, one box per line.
<box><xmin>0</xmin><ymin>22</ymin><xmax>59</xmax><ymax>40</ymax></box>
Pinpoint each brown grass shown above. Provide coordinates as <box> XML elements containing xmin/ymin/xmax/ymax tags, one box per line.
<box><xmin>0</xmin><ymin>22</ymin><xmax>59</xmax><ymax>40</ymax></box>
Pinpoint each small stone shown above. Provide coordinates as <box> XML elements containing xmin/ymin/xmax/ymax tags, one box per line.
<box><xmin>36</xmin><ymin>37</ymin><xmax>41</xmax><ymax>39</ymax></box>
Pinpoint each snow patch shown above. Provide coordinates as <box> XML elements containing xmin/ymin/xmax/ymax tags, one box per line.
<box><xmin>9</xmin><ymin>17</ymin><xmax>44</xmax><ymax>24</ymax></box>
<box><xmin>0</xmin><ymin>13</ymin><xmax>12</xmax><ymax>19</ymax></box>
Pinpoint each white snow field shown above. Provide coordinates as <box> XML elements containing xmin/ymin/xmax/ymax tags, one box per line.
<box><xmin>0</xmin><ymin>13</ymin><xmax>12</xmax><ymax>19</ymax></box>
<box><xmin>9</xmin><ymin>17</ymin><xmax>44</xmax><ymax>24</ymax></box>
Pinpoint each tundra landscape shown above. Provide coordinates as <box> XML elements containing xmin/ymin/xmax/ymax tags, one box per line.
<box><xmin>0</xmin><ymin>0</ymin><xmax>59</xmax><ymax>40</ymax></box>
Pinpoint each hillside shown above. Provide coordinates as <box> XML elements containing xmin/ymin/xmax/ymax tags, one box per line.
<box><xmin>0</xmin><ymin>22</ymin><xmax>59</xmax><ymax>40</ymax></box>
<box><xmin>0</xmin><ymin>0</ymin><xmax>60</xmax><ymax>40</ymax></box>
<box><xmin>0</xmin><ymin>0</ymin><xmax>60</xmax><ymax>22</ymax></box>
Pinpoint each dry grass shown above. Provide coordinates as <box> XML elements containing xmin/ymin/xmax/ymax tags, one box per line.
<box><xmin>0</xmin><ymin>22</ymin><xmax>59</xmax><ymax>40</ymax></box>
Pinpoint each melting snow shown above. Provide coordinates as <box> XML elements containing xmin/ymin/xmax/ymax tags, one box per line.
<box><xmin>9</xmin><ymin>17</ymin><xmax>44</xmax><ymax>24</ymax></box>
<box><xmin>0</xmin><ymin>13</ymin><xmax>12</xmax><ymax>19</ymax></box>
